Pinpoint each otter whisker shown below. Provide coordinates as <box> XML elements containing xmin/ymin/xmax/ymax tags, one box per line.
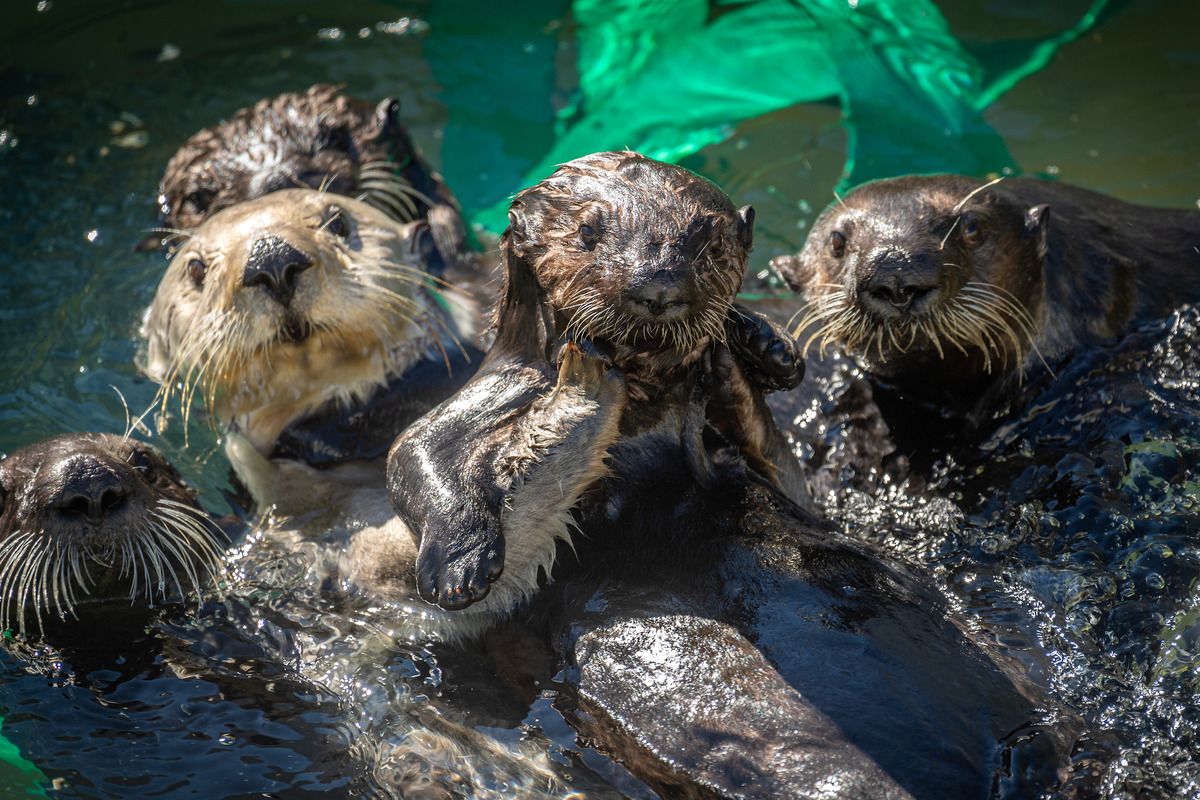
<box><xmin>952</xmin><ymin>176</ymin><xmax>1005</xmax><ymax>213</ymax></box>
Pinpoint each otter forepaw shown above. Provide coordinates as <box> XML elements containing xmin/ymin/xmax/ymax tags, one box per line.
<box><xmin>559</xmin><ymin>337</ymin><xmax>615</xmax><ymax>370</ymax></box>
<box><xmin>415</xmin><ymin>530</ymin><xmax>505</xmax><ymax>611</ymax></box>
<box><xmin>725</xmin><ymin>305</ymin><xmax>805</xmax><ymax>392</ymax></box>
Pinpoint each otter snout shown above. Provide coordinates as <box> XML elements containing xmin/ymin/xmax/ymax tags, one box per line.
<box><xmin>625</xmin><ymin>268</ymin><xmax>697</xmax><ymax>319</ymax></box>
<box><xmin>857</xmin><ymin>251</ymin><xmax>941</xmax><ymax>318</ymax></box>
<box><xmin>243</xmin><ymin>235</ymin><xmax>313</xmax><ymax>306</ymax></box>
<box><xmin>49</xmin><ymin>452</ymin><xmax>133</xmax><ymax>526</ymax></box>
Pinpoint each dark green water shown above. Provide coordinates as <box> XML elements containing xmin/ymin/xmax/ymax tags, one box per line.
<box><xmin>1</xmin><ymin>0</ymin><xmax>1199</xmax><ymax>797</ymax></box>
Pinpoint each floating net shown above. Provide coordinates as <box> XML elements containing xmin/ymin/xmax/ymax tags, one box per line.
<box><xmin>462</xmin><ymin>0</ymin><xmax>1109</xmax><ymax>232</ymax></box>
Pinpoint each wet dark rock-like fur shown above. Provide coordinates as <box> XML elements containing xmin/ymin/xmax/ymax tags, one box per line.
<box><xmin>144</xmin><ymin>83</ymin><xmax>460</xmax><ymax>250</ymax></box>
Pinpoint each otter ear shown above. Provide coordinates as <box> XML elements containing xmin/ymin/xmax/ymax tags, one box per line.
<box><xmin>375</xmin><ymin>97</ymin><xmax>401</xmax><ymax>134</ymax></box>
<box><xmin>1025</xmin><ymin>203</ymin><xmax>1049</xmax><ymax>232</ymax></box>
<box><xmin>410</xmin><ymin>221</ymin><xmax>448</xmax><ymax>277</ymax></box>
<box><xmin>506</xmin><ymin>205</ymin><xmax>528</xmax><ymax>245</ymax></box>
<box><xmin>1025</xmin><ymin>204</ymin><xmax>1050</xmax><ymax>258</ymax></box>
<box><xmin>737</xmin><ymin>205</ymin><xmax>756</xmax><ymax>250</ymax></box>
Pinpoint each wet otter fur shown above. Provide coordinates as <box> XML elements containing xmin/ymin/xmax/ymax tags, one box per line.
<box><xmin>506</xmin><ymin>150</ymin><xmax>805</xmax><ymax>490</ymax></box>
<box><xmin>381</xmin><ymin>156</ymin><xmax>1079</xmax><ymax>797</ymax></box>
<box><xmin>141</xmin><ymin>188</ymin><xmax>480</xmax><ymax>462</ymax></box>
<box><xmin>394</xmin><ymin>151</ymin><xmax>807</xmax><ymax>610</ymax></box>
<box><xmin>0</xmin><ymin>434</ymin><xmax>225</xmax><ymax>637</ymax></box>
<box><xmin>773</xmin><ymin>175</ymin><xmax>1200</xmax><ymax>425</ymax></box>
<box><xmin>144</xmin><ymin>84</ymin><xmax>460</xmax><ymax>250</ymax></box>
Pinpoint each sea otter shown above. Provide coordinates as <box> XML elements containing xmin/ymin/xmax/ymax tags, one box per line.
<box><xmin>506</xmin><ymin>150</ymin><xmax>804</xmax><ymax>484</ymax></box>
<box><xmin>393</xmin><ymin>151</ymin><xmax>807</xmax><ymax>608</ymax></box>
<box><xmin>772</xmin><ymin>175</ymin><xmax>1200</xmax><ymax>425</ymax></box>
<box><xmin>142</xmin><ymin>84</ymin><xmax>460</xmax><ymax>251</ymax></box>
<box><xmin>228</xmin><ymin>332</ymin><xmax>624</xmax><ymax>639</ymax></box>
<box><xmin>141</xmin><ymin>188</ymin><xmax>481</xmax><ymax>463</ymax></box>
<box><xmin>0</xmin><ymin>433</ymin><xmax>225</xmax><ymax>637</ymax></box>
<box><xmin>381</xmin><ymin>154</ymin><xmax>1078</xmax><ymax>797</ymax></box>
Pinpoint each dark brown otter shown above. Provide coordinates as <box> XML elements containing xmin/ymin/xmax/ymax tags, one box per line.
<box><xmin>393</xmin><ymin>151</ymin><xmax>807</xmax><ymax>610</ymax></box>
<box><xmin>142</xmin><ymin>84</ymin><xmax>460</xmax><ymax>251</ymax></box>
<box><xmin>773</xmin><ymin>175</ymin><xmax>1200</xmax><ymax>422</ymax></box>
<box><xmin>506</xmin><ymin>150</ymin><xmax>805</xmax><ymax>488</ymax></box>
<box><xmin>0</xmin><ymin>434</ymin><xmax>225</xmax><ymax>637</ymax></box>
<box><xmin>384</xmin><ymin>155</ymin><xmax>1078</xmax><ymax>797</ymax></box>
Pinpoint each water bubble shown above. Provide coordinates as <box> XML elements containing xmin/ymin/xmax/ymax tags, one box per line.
<box><xmin>36</xmin><ymin>0</ymin><xmax>51</xmax><ymax>11</ymax></box>
<box><xmin>1144</xmin><ymin>573</ymin><xmax>1166</xmax><ymax>593</ymax></box>
<box><xmin>157</xmin><ymin>43</ymin><xmax>181</xmax><ymax>62</ymax></box>
<box><xmin>85</xmin><ymin>229</ymin><xmax>99</xmax><ymax>243</ymax></box>
<box><xmin>218</xmin><ymin>732</ymin><xmax>235</xmax><ymax>745</ymax></box>
<box><xmin>358</xmin><ymin>27</ymin><xmax>371</xmax><ymax>38</ymax></box>
<box><xmin>376</xmin><ymin>17</ymin><xmax>429</xmax><ymax>36</ymax></box>
<box><xmin>26</xmin><ymin>95</ymin><xmax>37</xmax><ymax>107</ymax></box>
<box><xmin>317</xmin><ymin>27</ymin><xmax>344</xmax><ymax>41</ymax></box>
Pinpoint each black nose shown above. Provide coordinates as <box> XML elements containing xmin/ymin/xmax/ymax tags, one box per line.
<box><xmin>243</xmin><ymin>236</ymin><xmax>313</xmax><ymax>306</ymax></box>
<box><xmin>51</xmin><ymin>456</ymin><xmax>131</xmax><ymax>525</ymax></box>
<box><xmin>627</xmin><ymin>270</ymin><xmax>694</xmax><ymax>317</ymax></box>
<box><xmin>858</xmin><ymin>265</ymin><xmax>939</xmax><ymax>314</ymax></box>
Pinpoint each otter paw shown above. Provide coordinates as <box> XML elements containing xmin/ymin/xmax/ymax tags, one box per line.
<box><xmin>725</xmin><ymin>306</ymin><xmax>805</xmax><ymax>391</ymax></box>
<box><xmin>415</xmin><ymin>532</ymin><xmax>505</xmax><ymax>611</ymax></box>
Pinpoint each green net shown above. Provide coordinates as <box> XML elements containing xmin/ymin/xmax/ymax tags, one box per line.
<box><xmin>0</xmin><ymin>717</ymin><xmax>49</xmax><ymax>798</ymax></box>
<box><xmin>459</xmin><ymin>0</ymin><xmax>1109</xmax><ymax>232</ymax></box>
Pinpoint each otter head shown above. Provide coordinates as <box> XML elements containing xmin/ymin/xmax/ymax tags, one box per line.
<box><xmin>143</xmin><ymin>188</ymin><xmax>448</xmax><ymax>453</ymax></box>
<box><xmin>146</xmin><ymin>84</ymin><xmax>452</xmax><ymax>246</ymax></box>
<box><xmin>774</xmin><ymin>175</ymin><xmax>1050</xmax><ymax>386</ymax></box>
<box><xmin>504</xmin><ymin>151</ymin><xmax>754</xmax><ymax>360</ymax></box>
<box><xmin>0</xmin><ymin>434</ymin><xmax>224</xmax><ymax>636</ymax></box>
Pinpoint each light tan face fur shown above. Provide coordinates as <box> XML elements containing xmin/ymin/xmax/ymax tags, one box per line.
<box><xmin>143</xmin><ymin>189</ymin><xmax>446</xmax><ymax>452</ymax></box>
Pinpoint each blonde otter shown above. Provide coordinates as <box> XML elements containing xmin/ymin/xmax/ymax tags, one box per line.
<box><xmin>142</xmin><ymin>188</ymin><xmax>476</xmax><ymax>454</ymax></box>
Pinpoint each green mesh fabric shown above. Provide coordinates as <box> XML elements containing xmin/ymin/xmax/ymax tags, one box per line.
<box><xmin>468</xmin><ymin>0</ymin><xmax>1108</xmax><ymax>232</ymax></box>
<box><xmin>0</xmin><ymin>717</ymin><xmax>48</xmax><ymax>798</ymax></box>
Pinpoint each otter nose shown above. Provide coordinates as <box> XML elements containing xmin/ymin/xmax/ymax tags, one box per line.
<box><xmin>858</xmin><ymin>261</ymin><xmax>939</xmax><ymax>316</ymax></box>
<box><xmin>627</xmin><ymin>270</ymin><xmax>694</xmax><ymax>317</ymax></box>
<box><xmin>51</xmin><ymin>456</ymin><xmax>131</xmax><ymax>525</ymax></box>
<box><xmin>243</xmin><ymin>236</ymin><xmax>312</xmax><ymax>306</ymax></box>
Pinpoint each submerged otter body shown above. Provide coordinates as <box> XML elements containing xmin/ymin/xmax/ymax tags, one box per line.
<box><xmin>148</xmin><ymin>84</ymin><xmax>460</xmax><ymax>246</ymax></box>
<box><xmin>142</xmin><ymin>188</ymin><xmax>481</xmax><ymax>463</ymax></box>
<box><xmin>383</xmin><ymin>153</ymin><xmax>1075</xmax><ymax>797</ymax></box>
<box><xmin>0</xmin><ymin>434</ymin><xmax>225</xmax><ymax>637</ymax></box>
<box><xmin>773</xmin><ymin>175</ymin><xmax>1200</xmax><ymax>422</ymax></box>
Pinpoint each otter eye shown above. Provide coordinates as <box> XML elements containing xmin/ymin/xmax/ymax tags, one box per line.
<box><xmin>322</xmin><ymin>206</ymin><xmax>351</xmax><ymax>239</ymax></box>
<box><xmin>186</xmin><ymin>257</ymin><xmax>208</xmax><ymax>288</ymax></box>
<box><xmin>182</xmin><ymin>189</ymin><xmax>215</xmax><ymax>216</ymax></box>
<box><xmin>961</xmin><ymin>217</ymin><xmax>983</xmax><ymax>247</ymax></box>
<box><xmin>829</xmin><ymin>230</ymin><xmax>847</xmax><ymax>259</ymax></box>
<box><xmin>316</xmin><ymin>123</ymin><xmax>354</xmax><ymax>153</ymax></box>
<box><xmin>579</xmin><ymin>223</ymin><xmax>597</xmax><ymax>251</ymax></box>
<box><xmin>130</xmin><ymin>448</ymin><xmax>158</xmax><ymax>483</ymax></box>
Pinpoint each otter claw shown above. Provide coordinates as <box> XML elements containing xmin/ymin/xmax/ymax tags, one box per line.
<box><xmin>726</xmin><ymin>307</ymin><xmax>805</xmax><ymax>392</ymax></box>
<box><xmin>415</xmin><ymin>533</ymin><xmax>505</xmax><ymax>611</ymax></box>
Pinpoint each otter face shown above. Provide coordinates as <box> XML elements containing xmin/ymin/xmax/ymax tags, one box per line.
<box><xmin>143</xmin><ymin>189</ymin><xmax>446</xmax><ymax>452</ymax></box>
<box><xmin>0</xmin><ymin>434</ymin><xmax>224</xmax><ymax>636</ymax></box>
<box><xmin>153</xmin><ymin>84</ymin><xmax>447</xmax><ymax>240</ymax></box>
<box><xmin>506</xmin><ymin>151</ymin><xmax>753</xmax><ymax>354</ymax></box>
<box><xmin>775</xmin><ymin>176</ymin><xmax>1049</xmax><ymax>377</ymax></box>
